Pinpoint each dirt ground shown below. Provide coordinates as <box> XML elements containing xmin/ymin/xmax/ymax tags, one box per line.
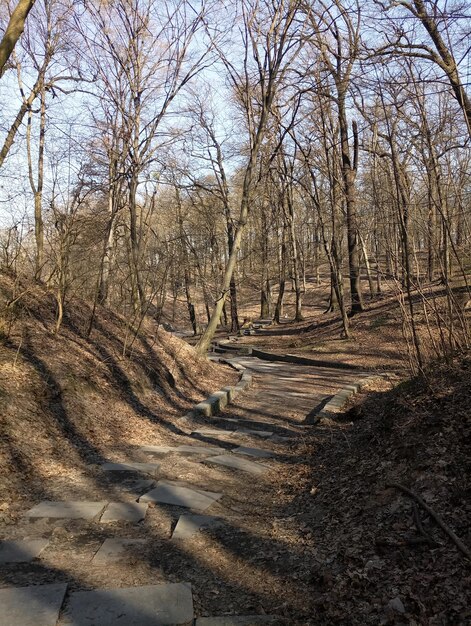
<box><xmin>284</xmin><ymin>359</ymin><xmax>471</xmax><ymax>625</ymax></box>
<box><xmin>1</xmin><ymin>271</ymin><xmax>470</xmax><ymax>624</ymax></box>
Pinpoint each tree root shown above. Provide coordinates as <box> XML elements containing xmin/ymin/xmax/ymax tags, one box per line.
<box><xmin>387</xmin><ymin>483</ymin><xmax>471</xmax><ymax>562</ymax></box>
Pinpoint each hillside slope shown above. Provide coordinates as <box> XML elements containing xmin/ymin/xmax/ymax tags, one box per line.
<box><xmin>0</xmin><ymin>272</ymin><xmax>236</xmax><ymax>512</ymax></box>
<box><xmin>281</xmin><ymin>355</ymin><xmax>471</xmax><ymax>624</ymax></box>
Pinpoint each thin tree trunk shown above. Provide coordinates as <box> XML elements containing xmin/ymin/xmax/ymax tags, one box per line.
<box><xmin>0</xmin><ymin>71</ymin><xmax>44</xmax><ymax>169</ymax></box>
<box><xmin>128</xmin><ymin>174</ymin><xmax>144</xmax><ymax>313</ymax></box>
<box><xmin>26</xmin><ymin>84</ymin><xmax>46</xmax><ymax>280</ymax></box>
<box><xmin>359</xmin><ymin>232</ymin><xmax>374</xmax><ymax>298</ymax></box>
<box><xmin>338</xmin><ymin>106</ymin><xmax>363</xmax><ymax>314</ymax></box>
<box><xmin>274</xmin><ymin>224</ymin><xmax>287</xmax><ymax>323</ymax></box>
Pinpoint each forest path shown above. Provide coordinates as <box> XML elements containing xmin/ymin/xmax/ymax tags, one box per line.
<box><xmin>0</xmin><ymin>352</ymin><xmax>368</xmax><ymax>625</ymax></box>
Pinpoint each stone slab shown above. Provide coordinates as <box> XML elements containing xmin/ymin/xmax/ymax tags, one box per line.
<box><xmin>116</xmin><ymin>479</ymin><xmax>155</xmax><ymax>497</ymax></box>
<box><xmin>222</xmin><ymin>386</ymin><xmax>238</xmax><ymax>401</ymax></box>
<box><xmin>171</xmin><ymin>514</ymin><xmax>222</xmax><ymax>541</ymax></box>
<box><xmin>212</xmin><ymin>390</ymin><xmax>229</xmax><ymax>409</ymax></box>
<box><xmin>139</xmin><ymin>481</ymin><xmax>222</xmax><ymax>512</ymax></box>
<box><xmin>159</xmin><ymin>479</ymin><xmax>223</xmax><ymax>501</ymax></box>
<box><xmin>0</xmin><ymin>583</ymin><xmax>68</xmax><ymax>626</ymax></box>
<box><xmin>344</xmin><ymin>384</ymin><xmax>360</xmax><ymax>393</ymax></box>
<box><xmin>0</xmin><ymin>538</ymin><xmax>49</xmax><ymax>563</ymax></box>
<box><xmin>100</xmin><ymin>502</ymin><xmax>148</xmax><ymax>523</ymax></box>
<box><xmin>101</xmin><ymin>462</ymin><xmax>160</xmax><ymax>476</ymax></box>
<box><xmin>236</xmin><ymin>429</ymin><xmax>273</xmax><ymax>439</ymax></box>
<box><xmin>232</xmin><ymin>446</ymin><xmax>274</xmax><ymax>459</ymax></box>
<box><xmin>177</xmin><ymin>445</ymin><xmax>226</xmax><ymax>455</ymax></box>
<box><xmin>268</xmin><ymin>435</ymin><xmax>293</xmax><ymax>444</ymax></box>
<box><xmin>194</xmin><ymin>401</ymin><xmax>214</xmax><ymax>417</ymax></box>
<box><xmin>192</xmin><ymin>429</ymin><xmax>236</xmax><ymax>437</ymax></box>
<box><xmin>235</xmin><ymin>380</ymin><xmax>249</xmax><ymax>391</ymax></box>
<box><xmin>61</xmin><ymin>583</ymin><xmax>194</xmax><ymax>625</ymax></box>
<box><xmin>203</xmin><ymin>455</ymin><xmax>268</xmax><ymax>475</ymax></box>
<box><xmin>26</xmin><ymin>501</ymin><xmax>107</xmax><ymax>520</ymax></box>
<box><xmin>140</xmin><ymin>446</ymin><xmax>176</xmax><ymax>455</ymax></box>
<box><xmin>92</xmin><ymin>538</ymin><xmax>147</xmax><ymax>564</ymax></box>
<box><xmin>194</xmin><ymin>389</ymin><xmax>230</xmax><ymax>417</ymax></box>
<box><xmin>196</xmin><ymin>617</ymin><xmax>279</xmax><ymax>625</ymax></box>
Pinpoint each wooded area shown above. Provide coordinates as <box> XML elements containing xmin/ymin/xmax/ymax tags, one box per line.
<box><xmin>0</xmin><ymin>0</ymin><xmax>470</xmax><ymax>370</ymax></box>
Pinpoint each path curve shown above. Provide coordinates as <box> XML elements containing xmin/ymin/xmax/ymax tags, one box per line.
<box><xmin>0</xmin><ymin>349</ymin><xmax>369</xmax><ymax>625</ymax></box>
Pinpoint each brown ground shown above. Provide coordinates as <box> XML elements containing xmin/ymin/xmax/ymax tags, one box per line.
<box><xmin>1</xmin><ymin>270</ymin><xmax>470</xmax><ymax>624</ymax></box>
<box><xmin>230</xmin><ymin>278</ymin><xmax>469</xmax><ymax>372</ymax></box>
<box><xmin>285</xmin><ymin>358</ymin><xmax>471</xmax><ymax>624</ymax></box>
<box><xmin>0</xmin><ymin>271</ymin><xmax>238</xmax><ymax>509</ymax></box>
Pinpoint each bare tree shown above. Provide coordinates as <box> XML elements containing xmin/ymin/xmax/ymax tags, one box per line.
<box><xmin>0</xmin><ymin>0</ymin><xmax>36</xmax><ymax>77</ymax></box>
<box><xmin>374</xmin><ymin>0</ymin><xmax>471</xmax><ymax>138</ymax></box>
<box><xmin>304</xmin><ymin>0</ymin><xmax>364</xmax><ymax>314</ymax></box>
<box><xmin>196</xmin><ymin>0</ymin><xmax>304</xmax><ymax>354</ymax></box>
<box><xmin>78</xmin><ymin>0</ymin><xmax>211</xmax><ymax>315</ymax></box>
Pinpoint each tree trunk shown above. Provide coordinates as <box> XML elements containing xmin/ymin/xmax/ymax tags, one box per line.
<box><xmin>285</xmin><ymin>184</ymin><xmax>303</xmax><ymax>322</ymax></box>
<box><xmin>195</xmin><ymin>192</ymin><xmax>250</xmax><ymax>354</ymax></box>
<box><xmin>128</xmin><ymin>174</ymin><xmax>144</xmax><ymax>313</ymax></box>
<box><xmin>226</xmin><ymin>223</ymin><xmax>240</xmax><ymax>332</ymax></box>
<box><xmin>340</xmin><ymin>112</ymin><xmax>363</xmax><ymax>314</ymax></box>
<box><xmin>26</xmin><ymin>84</ymin><xmax>46</xmax><ymax>280</ymax></box>
<box><xmin>0</xmin><ymin>0</ymin><xmax>36</xmax><ymax>77</ymax></box>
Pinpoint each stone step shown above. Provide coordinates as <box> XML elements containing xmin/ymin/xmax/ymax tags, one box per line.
<box><xmin>195</xmin><ymin>617</ymin><xmax>280</xmax><ymax>625</ymax></box>
<box><xmin>100</xmin><ymin>502</ymin><xmax>148</xmax><ymax>523</ymax></box>
<box><xmin>100</xmin><ymin>462</ymin><xmax>160</xmax><ymax>477</ymax></box>
<box><xmin>0</xmin><ymin>538</ymin><xmax>49</xmax><ymax>563</ymax></box>
<box><xmin>236</xmin><ymin>429</ymin><xmax>274</xmax><ymax>439</ymax></box>
<box><xmin>139</xmin><ymin>480</ymin><xmax>223</xmax><ymax>512</ymax></box>
<box><xmin>232</xmin><ymin>446</ymin><xmax>274</xmax><ymax>459</ymax></box>
<box><xmin>61</xmin><ymin>582</ymin><xmax>194</xmax><ymax>625</ymax></box>
<box><xmin>203</xmin><ymin>454</ymin><xmax>268</xmax><ymax>475</ymax></box>
<box><xmin>25</xmin><ymin>501</ymin><xmax>107</xmax><ymax>520</ymax></box>
<box><xmin>171</xmin><ymin>514</ymin><xmax>223</xmax><ymax>541</ymax></box>
<box><xmin>0</xmin><ymin>583</ymin><xmax>67</xmax><ymax>626</ymax></box>
<box><xmin>92</xmin><ymin>538</ymin><xmax>147</xmax><ymax>565</ymax></box>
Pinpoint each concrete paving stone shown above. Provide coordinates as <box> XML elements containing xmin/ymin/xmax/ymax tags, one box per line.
<box><xmin>344</xmin><ymin>384</ymin><xmax>360</xmax><ymax>393</ymax></box>
<box><xmin>232</xmin><ymin>446</ymin><xmax>274</xmax><ymax>459</ymax></box>
<box><xmin>236</xmin><ymin>429</ymin><xmax>273</xmax><ymax>439</ymax></box>
<box><xmin>92</xmin><ymin>538</ymin><xmax>147</xmax><ymax>564</ymax></box>
<box><xmin>171</xmin><ymin>514</ymin><xmax>222</xmax><ymax>541</ymax></box>
<box><xmin>222</xmin><ymin>386</ymin><xmax>238</xmax><ymax>401</ymax></box>
<box><xmin>212</xmin><ymin>390</ymin><xmax>229</xmax><ymax>409</ymax></box>
<box><xmin>195</xmin><ymin>390</ymin><xmax>229</xmax><ymax>416</ymax></box>
<box><xmin>176</xmin><ymin>445</ymin><xmax>226</xmax><ymax>455</ymax></box>
<box><xmin>194</xmin><ymin>400</ymin><xmax>214</xmax><ymax>417</ymax></box>
<box><xmin>100</xmin><ymin>462</ymin><xmax>160</xmax><ymax>476</ymax></box>
<box><xmin>139</xmin><ymin>481</ymin><xmax>222</xmax><ymax>512</ymax></box>
<box><xmin>26</xmin><ymin>501</ymin><xmax>107</xmax><ymax>520</ymax></box>
<box><xmin>159</xmin><ymin>479</ymin><xmax>223</xmax><ymax>500</ymax></box>
<box><xmin>215</xmin><ymin>417</ymin><xmax>240</xmax><ymax>424</ymax></box>
<box><xmin>235</xmin><ymin>380</ymin><xmax>249</xmax><ymax>390</ymax></box>
<box><xmin>0</xmin><ymin>538</ymin><xmax>50</xmax><ymax>563</ymax></box>
<box><xmin>192</xmin><ymin>428</ymin><xmax>236</xmax><ymax>437</ymax></box>
<box><xmin>203</xmin><ymin>454</ymin><xmax>268</xmax><ymax>475</ymax></box>
<box><xmin>0</xmin><ymin>583</ymin><xmax>68</xmax><ymax>626</ymax></box>
<box><xmin>117</xmin><ymin>479</ymin><xmax>155</xmax><ymax>497</ymax></box>
<box><xmin>140</xmin><ymin>445</ymin><xmax>176</xmax><ymax>454</ymax></box>
<box><xmin>268</xmin><ymin>435</ymin><xmax>294</xmax><ymax>444</ymax></box>
<box><xmin>196</xmin><ymin>617</ymin><xmax>279</xmax><ymax>625</ymax></box>
<box><xmin>100</xmin><ymin>502</ymin><xmax>148</xmax><ymax>523</ymax></box>
<box><xmin>61</xmin><ymin>583</ymin><xmax>193</xmax><ymax>625</ymax></box>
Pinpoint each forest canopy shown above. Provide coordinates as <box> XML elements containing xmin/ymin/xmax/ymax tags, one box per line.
<box><xmin>0</xmin><ymin>0</ymin><xmax>469</xmax><ymax>367</ymax></box>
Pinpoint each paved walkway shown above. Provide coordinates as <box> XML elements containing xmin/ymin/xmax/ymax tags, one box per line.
<box><xmin>0</xmin><ymin>352</ymin><xmax>366</xmax><ymax>625</ymax></box>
